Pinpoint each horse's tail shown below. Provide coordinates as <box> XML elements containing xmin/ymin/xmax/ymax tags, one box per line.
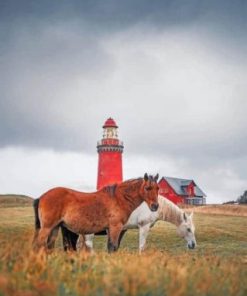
<box><xmin>33</xmin><ymin>198</ymin><xmax>40</xmax><ymax>229</ymax></box>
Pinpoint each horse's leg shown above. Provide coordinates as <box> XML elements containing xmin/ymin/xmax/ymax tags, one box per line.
<box><xmin>32</xmin><ymin>198</ymin><xmax>41</xmax><ymax>249</ymax></box>
<box><xmin>84</xmin><ymin>234</ymin><xmax>94</xmax><ymax>251</ymax></box>
<box><xmin>35</xmin><ymin>227</ymin><xmax>53</xmax><ymax>251</ymax></box>
<box><xmin>76</xmin><ymin>235</ymin><xmax>91</xmax><ymax>252</ymax></box>
<box><xmin>76</xmin><ymin>235</ymin><xmax>84</xmax><ymax>251</ymax></box>
<box><xmin>139</xmin><ymin>224</ymin><xmax>151</xmax><ymax>253</ymax></box>
<box><xmin>61</xmin><ymin>225</ymin><xmax>79</xmax><ymax>251</ymax></box>
<box><xmin>47</xmin><ymin>225</ymin><xmax>60</xmax><ymax>250</ymax></box>
<box><xmin>117</xmin><ymin>230</ymin><xmax>127</xmax><ymax>248</ymax></box>
<box><xmin>32</xmin><ymin>229</ymin><xmax>40</xmax><ymax>248</ymax></box>
<box><xmin>61</xmin><ymin>226</ymin><xmax>71</xmax><ymax>251</ymax></box>
<box><xmin>108</xmin><ymin>224</ymin><xmax>123</xmax><ymax>253</ymax></box>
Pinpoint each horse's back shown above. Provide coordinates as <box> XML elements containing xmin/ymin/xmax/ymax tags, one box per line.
<box><xmin>39</xmin><ymin>187</ymin><xmax>71</xmax><ymax>203</ymax></box>
<box><xmin>39</xmin><ymin>187</ymin><xmax>108</xmax><ymax>211</ymax></box>
<box><xmin>40</xmin><ymin>187</ymin><xmax>93</xmax><ymax>201</ymax></box>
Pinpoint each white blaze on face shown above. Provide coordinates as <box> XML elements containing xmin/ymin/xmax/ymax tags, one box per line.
<box><xmin>177</xmin><ymin>212</ymin><xmax>196</xmax><ymax>249</ymax></box>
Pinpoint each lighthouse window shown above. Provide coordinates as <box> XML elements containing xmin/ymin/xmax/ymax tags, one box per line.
<box><xmin>108</xmin><ymin>129</ymin><xmax>113</xmax><ymax>137</ymax></box>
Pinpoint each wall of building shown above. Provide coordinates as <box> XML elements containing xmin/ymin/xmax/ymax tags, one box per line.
<box><xmin>158</xmin><ymin>179</ymin><xmax>184</xmax><ymax>205</ymax></box>
<box><xmin>97</xmin><ymin>151</ymin><xmax>123</xmax><ymax>190</ymax></box>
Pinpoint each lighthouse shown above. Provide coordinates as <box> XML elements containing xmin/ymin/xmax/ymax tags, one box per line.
<box><xmin>97</xmin><ymin>118</ymin><xmax>124</xmax><ymax>190</ymax></box>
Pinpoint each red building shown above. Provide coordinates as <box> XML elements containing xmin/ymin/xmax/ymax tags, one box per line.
<box><xmin>96</xmin><ymin>118</ymin><xmax>124</xmax><ymax>190</ymax></box>
<box><xmin>159</xmin><ymin>177</ymin><xmax>206</xmax><ymax>205</ymax></box>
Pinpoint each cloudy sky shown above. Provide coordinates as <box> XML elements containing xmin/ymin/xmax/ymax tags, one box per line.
<box><xmin>0</xmin><ymin>0</ymin><xmax>246</xmax><ymax>203</ymax></box>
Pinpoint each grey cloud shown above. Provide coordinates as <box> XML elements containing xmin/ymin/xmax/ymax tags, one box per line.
<box><xmin>1</xmin><ymin>0</ymin><xmax>246</xmax><ymax>33</ymax></box>
<box><xmin>0</xmin><ymin>20</ymin><xmax>115</xmax><ymax>150</ymax></box>
<box><xmin>0</xmin><ymin>0</ymin><xmax>246</xmax><ymax>202</ymax></box>
<box><xmin>0</xmin><ymin>0</ymin><xmax>246</xmax><ymax>174</ymax></box>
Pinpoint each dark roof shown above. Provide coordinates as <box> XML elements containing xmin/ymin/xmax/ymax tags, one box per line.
<box><xmin>161</xmin><ymin>176</ymin><xmax>206</xmax><ymax>197</ymax></box>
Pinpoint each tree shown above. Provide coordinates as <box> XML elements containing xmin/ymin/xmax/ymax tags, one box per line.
<box><xmin>237</xmin><ymin>190</ymin><xmax>247</xmax><ymax>204</ymax></box>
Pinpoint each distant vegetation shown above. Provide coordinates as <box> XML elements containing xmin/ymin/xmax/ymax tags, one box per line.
<box><xmin>222</xmin><ymin>190</ymin><xmax>247</xmax><ymax>205</ymax></box>
<box><xmin>0</xmin><ymin>194</ymin><xmax>33</xmax><ymax>207</ymax></box>
<box><xmin>237</xmin><ymin>190</ymin><xmax>247</xmax><ymax>204</ymax></box>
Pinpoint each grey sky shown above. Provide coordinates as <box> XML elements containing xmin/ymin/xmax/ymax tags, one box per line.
<box><xmin>0</xmin><ymin>0</ymin><xmax>246</xmax><ymax>203</ymax></box>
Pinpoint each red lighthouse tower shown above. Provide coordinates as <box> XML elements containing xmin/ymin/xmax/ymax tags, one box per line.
<box><xmin>97</xmin><ymin>118</ymin><xmax>124</xmax><ymax>190</ymax></box>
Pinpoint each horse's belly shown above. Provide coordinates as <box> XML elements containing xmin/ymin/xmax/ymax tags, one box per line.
<box><xmin>63</xmin><ymin>201</ymin><xmax>109</xmax><ymax>234</ymax></box>
<box><xmin>63</xmin><ymin>211</ymin><xmax>108</xmax><ymax>235</ymax></box>
<box><xmin>64</xmin><ymin>220</ymin><xmax>107</xmax><ymax>235</ymax></box>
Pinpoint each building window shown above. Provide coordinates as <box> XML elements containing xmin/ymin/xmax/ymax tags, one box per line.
<box><xmin>185</xmin><ymin>198</ymin><xmax>203</xmax><ymax>205</ymax></box>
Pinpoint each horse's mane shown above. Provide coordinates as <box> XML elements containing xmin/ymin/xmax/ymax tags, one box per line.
<box><xmin>102</xmin><ymin>184</ymin><xmax>118</xmax><ymax>197</ymax></box>
<box><xmin>121</xmin><ymin>177</ymin><xmax>143</xmax><ymax>184</ymax></box>
<box><xmin>158</xmin><ymin>195</ymin><xmax>184</xmax><ymax>226</ymax></box>
<box><xmin>101</xmin><ymin>178</ymin><xmax>143</xmax><ymax>197</ymax></box>
<box><xmin>119</xmin><ymin>178</ymin><xmax>145</xmax><ymax>194</ymax></box>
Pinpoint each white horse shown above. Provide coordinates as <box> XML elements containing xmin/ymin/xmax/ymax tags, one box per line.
<box><xmin>79</xmin><ymin>195</ymin><xmax>196</xmax><ymax>252</ymax></box>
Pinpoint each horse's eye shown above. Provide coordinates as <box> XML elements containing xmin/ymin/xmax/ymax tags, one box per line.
<box><xmin>187</xmin><ymin>228</ymin><xmax>191</xmax><ymax>232</ymax></box>
<box><xmin>145</xmin><ymin>186</ymin><xmax>152</xmax><ymax>191</ymax></box>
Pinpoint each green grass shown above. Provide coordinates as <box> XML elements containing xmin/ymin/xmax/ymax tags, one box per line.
<box><xmin>0</xmin><ymin>206</ymin><xmax>246</xmax><ymax>296</ymax></box>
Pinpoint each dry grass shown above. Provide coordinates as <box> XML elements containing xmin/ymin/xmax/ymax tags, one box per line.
<box><xmin>181</xmin><ymin>204</ymin><xmax>247</xmax><ymax>217</ymax></box>
<box><xmin>0</xmin><ymin>206</ymin><xmax>246</xmax><ymax>296</ymax></box>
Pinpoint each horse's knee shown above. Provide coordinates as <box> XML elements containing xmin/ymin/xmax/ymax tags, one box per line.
<box><xmin>35</xmin><ymin>228</ymin><xmax>51</xmax><ymax>250</ymax></box>
<box><xmin>84</xmin><ymin>234</ymin><xmax>94</xmax><ymax>251</ymax></box>
<box><xmin>47</xmin><ymin>236</ymin><xmax>56</xmax><ymax>250</ymax></box>
<box><xmin>32</xmin><ymin>229</ymin><xmax>39</xmax><ymax>245</ymax></box>
<box><xmin>108</xmin><ymin>224</ymin><xmax>123</xmax><ymax>251</ymax></box>
<box><xmin>77</xmin><ymin>235</ymin><xmax>85</xmax><ymax>250</ymax></box>
<box><xmin>47</xmin><ymin>227</ymin><xmax>59</xmax><ymax>249</ymax></box>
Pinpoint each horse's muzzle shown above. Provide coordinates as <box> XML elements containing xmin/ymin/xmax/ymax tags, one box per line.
<box><xmin>150</xmin><ymin>203</ymin><xmax>159</xmax><ymax>212</ymax></box>
<box><xmin>188</xmin><ymin>241</ymin><xmax>196</xmax><ymax>249</ymax></box>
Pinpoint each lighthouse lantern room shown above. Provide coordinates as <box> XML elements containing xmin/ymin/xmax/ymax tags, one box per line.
<box><xmin>97</xmin><ymin>118</ymin><xmax>124</xmax><ymax>190</ymax></box>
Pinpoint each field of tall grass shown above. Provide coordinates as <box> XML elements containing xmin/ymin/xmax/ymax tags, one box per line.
<box><xmin>0</xmin><ymin>205</ymin><xmax>246</xmax><ymax>296</ymax></box>
<box><xmin>181</xmin><ymin>204</ymin><xmax>247</xmax><ymax>217</ymax></box>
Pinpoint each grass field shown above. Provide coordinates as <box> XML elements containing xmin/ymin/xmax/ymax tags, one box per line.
<box><xmin>0</xmin><ymin>204</ymin><xmax>246</xmax><ymax>296</ymax></box>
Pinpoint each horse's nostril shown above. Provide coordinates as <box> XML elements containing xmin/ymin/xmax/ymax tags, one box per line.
<box><xmin>151</xmin><ymin>203</ymin><xmax>159</xmax><ymax>211</ymax></box>
<box><xmin>188</xmin><ymin>242</ymin><xmax>196</xmax><ymax>249</ymax></box>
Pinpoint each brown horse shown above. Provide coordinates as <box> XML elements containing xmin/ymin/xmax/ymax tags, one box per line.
<box><xmin>33</xmin><ymin>173</ymin><xmax>159</xmax><ymax>252</ymax></box>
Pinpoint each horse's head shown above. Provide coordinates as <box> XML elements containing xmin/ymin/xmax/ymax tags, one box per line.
<box><xmin>140</xmin><ymin>173</ymin><xmax>159</xmax><ymax>212</ymax></box>
<box><xmin>177</xmin><ymin>212</ymin><xmax>196</xmax><ymax>249</ymax></box>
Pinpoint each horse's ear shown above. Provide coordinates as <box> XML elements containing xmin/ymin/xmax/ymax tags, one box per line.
<box><xmin>144</xmin><ymin>173</ymin><xmax>148</xmax><ymax>181</ymax></box>
<box><xmin>154</xmin><ymin>173</ymin><xmax>159</xmax><ymax>182</ymax></box>
<box><xmin>190</xmin><ymin>212</ymin><xmax>194</xmax><ymax>218</ymax></box>
<box><xmin>183</xmin><ymin>212</ymin><xmax>187</xmax><ymax>221</ymax></box>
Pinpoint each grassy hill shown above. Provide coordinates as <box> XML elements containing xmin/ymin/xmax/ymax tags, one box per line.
<box><xmin>0</xmin><ymin>194</ymin><xmax>33</xmax><ymax>207</ymax></box>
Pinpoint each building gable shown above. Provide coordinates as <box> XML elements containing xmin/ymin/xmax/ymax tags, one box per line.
<box><xmin>161</xmin><ymin>177</ymin><xmax>206</xmax><ymax>197</ymax></box>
